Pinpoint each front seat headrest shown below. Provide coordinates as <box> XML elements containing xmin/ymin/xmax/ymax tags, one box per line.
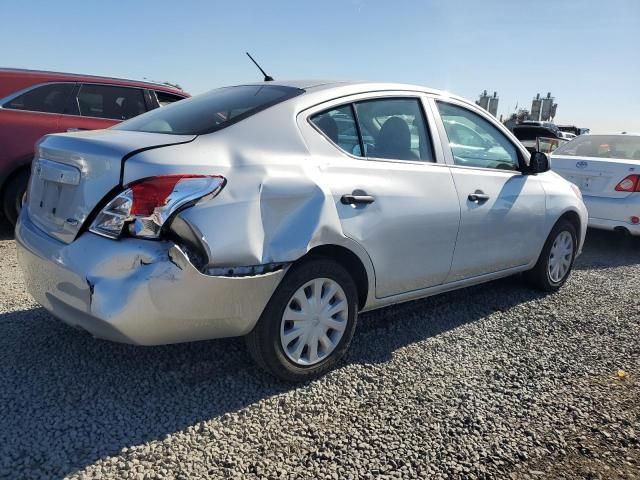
<box><xmin>375</xmin><ymin>116</ymin><xmax>415</xmax><ymax>160</ymax></box>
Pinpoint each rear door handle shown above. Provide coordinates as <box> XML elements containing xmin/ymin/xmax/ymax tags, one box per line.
<box><xmin>468</xmin><ymin>191</ymin><xmax>490</xmax><ymax>202</ymax></box>
<box><xmin>341</xmin><ymin>194</ymin><xmax>375</xmax><ymax>205</ymax></box>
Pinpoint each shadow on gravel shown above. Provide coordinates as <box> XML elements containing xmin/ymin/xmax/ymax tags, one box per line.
<box><xmin>0</xmin><ymin>307</ymin><xmax>291</xmax><ymax>478</ymax></box>
<box><xmin>0</xmin><ymin>225</ymin><xmax>637</xmax><ymax>477</ymax></box>
<box><xmin>0</xmin><ymin>217</ymin><xmax>13</xmax><ymax>240</ymax></box>
<box><xmin>0</xmin><ymin>275</ymin><xmax>550</xmax><ymax>478</ymax></box>
<box><xmin>574</xmin><ymin>228</ymin><xmax>640</xmax><ymax>271</ymax></box>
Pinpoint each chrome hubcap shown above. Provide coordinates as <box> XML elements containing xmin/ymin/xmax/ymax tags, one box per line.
<box><xmin>548</xmin><ymin>230</ymin><xmax>574</xmax><ymax>283</ymax></box>
<box><xmin>280</xmin><ymin>278</ymin><xmax>348</xmax><ymax>366</ymax></box>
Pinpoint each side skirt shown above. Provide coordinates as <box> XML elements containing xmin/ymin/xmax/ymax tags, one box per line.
<box><xmin>361</xmin><ymin>264</ymin><xmax>532</xmax><ymax>313</ymax></box>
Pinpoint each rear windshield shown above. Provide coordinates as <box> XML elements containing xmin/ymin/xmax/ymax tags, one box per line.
<box><xmin>113</xmin><ymin>85</ymin><xmax>303</xmax><ymax>135</ymax></box>
<box><xmin>554</xmin><ymin>135</ymin><xmax>640</xmax><ymax>160</ymax></box>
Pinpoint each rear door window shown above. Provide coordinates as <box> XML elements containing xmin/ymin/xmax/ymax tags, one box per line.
<box><xmin>3</xmin><ymin>83</ymin><xmax>75</xmax><ymax>114</ymax></box>
<box><xmin>310</xmin><ymin>105</ymin><xmax>362</xmax><ymax>156</ymax></box>
<box><xmin>115</xmin><ymin>85</ymin><xmax>303</xmax><ymax>135</ymax></box>
<box><xmin>76</xmin><ymin>84</ymin><xmax>146</xmax><ymax>120</ymax></box>
<box><xmin>354</xmin><ymin>98</ymin><xmax>434</xmax><ymax>161</ymax></box>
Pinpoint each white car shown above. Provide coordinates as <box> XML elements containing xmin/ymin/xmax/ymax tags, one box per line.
<box><xmin>551</xmin><ymin>133</ymin><xmax>640</xmax><ymax>235</ymax></box>
<box><xmin>16</xmin><ymin>81</ymin><xmax>587</xmax><ymax>381</ymax></box>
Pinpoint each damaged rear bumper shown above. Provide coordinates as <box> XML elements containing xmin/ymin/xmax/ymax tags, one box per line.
<box><xmin>15</xmin><ymin>212</ymin><xmax>286</xmax><ymax>345</ymax></box>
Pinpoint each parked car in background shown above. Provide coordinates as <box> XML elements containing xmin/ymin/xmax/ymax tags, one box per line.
<box><xmin>558</xmin><ymin>131</ymin><xmax>576</xmax><ymax>141</ymax></box>
<box><xmin>513</xmin><ymin>122</ymin><xmax>567</xmax><ymax>154</ymax></box>
<box><xmin>0</xmin><ymin>68</ymin><xmax>189</xmax><ymax>224</ymax></box>
<box><xmin>557</xmin><ymin>124</ymin><xmax>589</xmax><ymax>137</ymax></box>
<box><xmin>551</xmin><ymin>133</ymin><xmax>640</xmax><ymax>236</ymax></box>
<box><xmin>16</xmin><ymin>81</ymin><xmax>586</xmax><ymax>381</ymax></box>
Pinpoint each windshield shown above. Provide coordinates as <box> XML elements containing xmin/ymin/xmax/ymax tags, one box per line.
<box><xmin>114</xmin><ymin>85</ymin><xmax>303</xmax><ymax>135</ymax></box>
<box><xmin>553</xmin><ymin>135</ymin><xmax>640</xmax><ymax>160</ymax></box>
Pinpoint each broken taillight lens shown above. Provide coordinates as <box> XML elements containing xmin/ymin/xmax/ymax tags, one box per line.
<box><xmin>90</xmin><ymin>174</ymin><xmax>225</xmax><ymax>239</ymax></box>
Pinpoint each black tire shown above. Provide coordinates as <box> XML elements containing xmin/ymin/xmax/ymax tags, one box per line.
<box><xmin>2</xmin><ymin>170</ymin><xmax>30</xmax><ymax>226</ymax></box>
<box><xmin>525</xmin><ymin>219</ymin><xmax>577</xmax><ymax>292</ymax></box>
<box><xmin>245</xmin><ymin>256</ymin><xmax>359</xmax><ymax>382</ymax></box>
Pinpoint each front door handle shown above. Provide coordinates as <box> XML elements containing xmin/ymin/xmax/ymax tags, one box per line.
<box><xmin>468</xmin><ymin>191</ymin><xmax>490</xmax><ymax>203</ymax></box>
<box><xmin>341</xmin><ymin>194</ymin><xmax>375</xmax><ymax>205</ymax></box>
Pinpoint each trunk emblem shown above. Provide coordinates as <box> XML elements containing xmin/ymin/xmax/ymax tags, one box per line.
<box><xmin>576</xmin><ymin>161</ymin><xmax>588</xmax><ymax>169</ymax></box>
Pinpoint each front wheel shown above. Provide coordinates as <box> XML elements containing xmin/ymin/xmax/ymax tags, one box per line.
<box><xmin>525</xmin><ymin>220</ymin><xmax>577</xmax><ymax>292</ymax></box>
<box><xmin>245</xmin><ymin>257</ymin><xmax>358</xmax><ymax>382</ymax></box>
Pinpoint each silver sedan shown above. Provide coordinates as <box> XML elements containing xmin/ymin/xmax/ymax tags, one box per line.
<box><xmin>16</xmin><ymin>81</ymin><xmax>587</xmax><ymax>381</ymax></box>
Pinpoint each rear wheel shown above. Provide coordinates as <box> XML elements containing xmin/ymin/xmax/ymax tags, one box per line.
<box><xmin>2</xmin><ymin>170</ymin><xmax>29</xmax><ymax>226</ymax></box>
<box><xmin>525</xmin><ymin>220</ymin><xmax>577</xmax><ymax>291</ymax></box>
<box><xmin>246</xmin><ymin>257</ymin><xmax>358</xmax><ymax>382</ymax></box>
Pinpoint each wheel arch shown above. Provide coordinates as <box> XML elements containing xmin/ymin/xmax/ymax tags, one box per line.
<box><xmin>0</xmin><ymin>160</ymin><xmax>32</xmax><ymax>221</ymax></box>
<box><xmin>0</xmin><ymin>159</ymin><xmax>31</xmax><ymax>197</ymax></box>
<box><xmin>531</xmin><ymin>207</ymin><xmax>584</xmax><ymax>267</ymax></box>
<box><xmin>301</xmin><ymin>244</ymin><xmax>371</xmax><ymax>310</ymax></box>
<box><xmin>557</xmin><ymin>209</ymin><xmax>581</xmax><ymax>235</ymax></box>
<box><xmin>552</xmin><ymin>208</ymin><xmax>583</xmax><ymax>252</ymax></box>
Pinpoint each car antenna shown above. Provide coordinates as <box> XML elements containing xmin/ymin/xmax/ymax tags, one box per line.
<box><xmin>246</xmin><ymin>52</ymin><xmax>274</xmax><ymax>82</ymax></box>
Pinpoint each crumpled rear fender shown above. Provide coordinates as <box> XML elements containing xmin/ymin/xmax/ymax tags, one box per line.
<box><xmin>173</xmin><ymin>164</ymin><xmax>372</xmax><ymax>272</ymax></box>
<box><xmin>124</xmin><ymin>136</ymin><xmax>376</xmax><ymax>307</ymax></box>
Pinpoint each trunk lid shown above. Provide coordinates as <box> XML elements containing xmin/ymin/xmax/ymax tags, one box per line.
<box><xmin>27</xmin><ymin>129</ymin><xmax>195</xmax><ymax>243</ymax></box>
<box><xmin>550</xmin><ymin>154</ymin><xmax>640</xmax><ymax>198</ymax></box>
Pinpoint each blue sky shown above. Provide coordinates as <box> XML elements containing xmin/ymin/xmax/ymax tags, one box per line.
<box><xmin>2</xmin><ymin>0</ymin><xmax>639</xmax><ymax>132</ymax></box>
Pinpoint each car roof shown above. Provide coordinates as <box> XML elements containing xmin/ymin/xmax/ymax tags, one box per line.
<box><xmin>238</xmin><ymin>79</ymin><xmax>443</xmax><ymax>93</ymax></box>
<box><xmin>0</xmin><ymin>68</ymin><xmax>188</xmax><ymax>95</ymax></box>
<box><xmin>232</xmin><ymin>79</ymin><xmax>476</xmax><ymax>109</ymax></box>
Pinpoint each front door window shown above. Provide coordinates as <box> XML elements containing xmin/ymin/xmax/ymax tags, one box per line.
<box><xmin>437</xmin><ymin>101</ymin><xmax>519</xmax><ymax>171</ymax></box>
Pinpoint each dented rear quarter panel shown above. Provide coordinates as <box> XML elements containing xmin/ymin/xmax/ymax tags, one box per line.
<box><xmin>122</xmin><ymin>99</ymin><xmax>378</xmax><ymax>306</ymax></box>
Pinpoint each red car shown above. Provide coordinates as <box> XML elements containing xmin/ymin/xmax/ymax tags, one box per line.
<box><xmin>0</xmin><ymin>68</ymin><xmax>189</xmax><ymax>224</ymax></box>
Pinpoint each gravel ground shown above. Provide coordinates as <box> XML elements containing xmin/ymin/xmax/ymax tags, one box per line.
<box><xmin>1</xmin><ymin>219</ymin><xmax>638</xmax><ymax>480</ymax></box>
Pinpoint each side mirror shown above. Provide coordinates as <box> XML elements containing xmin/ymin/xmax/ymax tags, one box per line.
<box><xmin>529</xmin><ymin>151</ymin><xmax>550</xmax><ymax>174</ymax></box>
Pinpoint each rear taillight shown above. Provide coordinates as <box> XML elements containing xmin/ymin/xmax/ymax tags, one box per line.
<box><xmin>90</xmin><ymin>174</ymin><xmax>225</xmax><ymax>239</ymax></box>
<box><xmin>614</xmin><ymin>174</ymin><xmax>640</xmax><ymax>192</ymax></box>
